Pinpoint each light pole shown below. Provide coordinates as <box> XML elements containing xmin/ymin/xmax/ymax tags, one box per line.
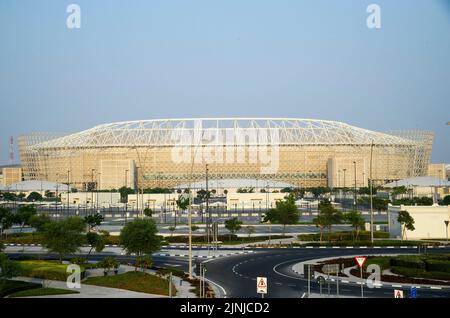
<box><xmin>445</xmin><ymin>220</ymin><xmax>449</xmax><ymax>244</ymax></box>
<box><xmin>369</xmin><ymin>140</ymin><xmax>374</xmax><ymax>244</ymax></box>
<box><xmin>205</xmin><ymin>164</ymin><xmax>210</xmax><ymax>248</ymax></box>
<box><xmin>66</xmin><ymin>170</ymin><xmax>70</xmax><ymax>217</ymax></box>
<box><xmin>91</xmin><ymin>169</ymin><xmax>96</xmax><ymax>214</ymax></box>
<box><xmin>343</xmin><ymin>169</ymin><xmax>347</xmax><ymax>189</ymax></box>
<box><xmin>353</xmin><ymin>161</ymin><xmax>357</xmax><ymax>209</ymax></box>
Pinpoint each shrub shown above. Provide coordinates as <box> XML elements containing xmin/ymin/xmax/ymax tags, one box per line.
<box><xmin>390</xmin><ymin>256</ymin><xmax>426</xmax><ymax>270</ymax></box>
<box><xmin>425</xmin><ymin>259</ymin><xmax>450</xmax><ymax>273</ymax></box>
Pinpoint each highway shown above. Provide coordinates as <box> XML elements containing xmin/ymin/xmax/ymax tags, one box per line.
<box><xmin>203</xmin><ymin>248</ymin><xmax>450</xmax><ymax>298</ymax></box>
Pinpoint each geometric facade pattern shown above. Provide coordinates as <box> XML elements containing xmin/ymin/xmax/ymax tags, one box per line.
<box><xmin>17</xmin><ymin>118</ymin><xmax>433</xmax><ymax>190</ymax></box>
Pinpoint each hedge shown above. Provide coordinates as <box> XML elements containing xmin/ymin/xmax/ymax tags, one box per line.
<box><xmin>424</xmin><ymin>259</ymin><xmax>450</xmax><ymax>273</ymax></box>
<box><xmin>390</xmin><ymin>256</ymin><xmax>426</xmax><ymax>270</ymax></box>
<box><xmin>298</xmin><ymin>231</ymin><xmax>389</xmax><ymax>242</ymax></box>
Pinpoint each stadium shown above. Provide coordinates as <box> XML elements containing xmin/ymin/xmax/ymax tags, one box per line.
<box><xmin>17</xmin><ymin>118</ymin><xmax>434</xmax><ymax>191</ymax></box>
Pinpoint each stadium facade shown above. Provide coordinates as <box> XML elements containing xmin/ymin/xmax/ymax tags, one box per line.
<box><xmin>17</xmin><ymin>118</ymin><xmax>434</xmax><ymax>191</ymax></box>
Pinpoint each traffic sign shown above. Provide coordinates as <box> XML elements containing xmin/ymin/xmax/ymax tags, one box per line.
<box><xmin>257</xmin><ymin>277</ymin><xmax>267</xmax><ymax>294</ymax></box>
<box><xmin>394</xmin><ymin>289</ymin><xmax>404</xmax><ymax>298</ymax></box>
<box><xmin>410</xmin><ymin>287</ymin><xmax>417</xmax><ymax>298</ymax></box>
<box><xmin>355</xmin><ymin>256</ymin><xmax>367</xmax><ymax>268</ymax></box>
<box><xmin>322</xmin><ymin>264</ymin><xmax>340</xmax><ymax>275</ymax></box>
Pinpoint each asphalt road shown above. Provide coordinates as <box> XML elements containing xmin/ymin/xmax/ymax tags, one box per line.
<box><xmin>203</xmin><ymin>248</ymin><xmax>450</xmax><ymax>298</ymax></box>
<box><xmin>6</xmin><ymin>252</ymin><xmax>189</xmax><ymax>272</ymax></box>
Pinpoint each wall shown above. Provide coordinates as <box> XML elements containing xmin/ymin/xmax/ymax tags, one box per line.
<box><xmin>388</xmin><ymin>204</ymin><xmax>450</xmax><ymax>239</ymax></box>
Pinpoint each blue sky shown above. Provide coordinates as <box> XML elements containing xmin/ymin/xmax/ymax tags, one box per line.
<box><xmin>0</xmin><ymin>0</ymin><xmax>449</xmax><ymax>164</ymax></box>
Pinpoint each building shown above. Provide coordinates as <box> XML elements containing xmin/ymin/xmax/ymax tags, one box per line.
<box><xmin>17</xmin><ymin>118</ymin><xmax>433</xmax><ymax>190</ymax></box>
<box><xmin>226</xmin><ymin>192</ymin><xmax>288</xmax><ymax>211</ymax></box>
<box><xmin>127</xmin><ymin>193</ymin><xmax>179</xmax><ymax>211</ymax></box>
<box><xmin>388</xmin><ymin>204</ymin><xmax>450</xmax><ymax>240</ymax></box>
<box><xmin>383</xmin><ymin>176</ymin><xmax>450</xmax><ymax>201</ymax></box>
<box><xmin>0</xmin><ymin>164</ymin><xmax>22</xmax><ymax>186</ymax></box>
<box><xmin>3</xmin><ymin>180</ymin><xmax>69</xmax><ymax>197</ymax></box>
<box><xmin>428</xmin><ymin>163</ymin><xmax>447</xmax><ymax>180</ymax></box>
<box><xmin>60</xmin><ymin>192</ymin><xmax>121</xmax><ymax>206</ymax></box>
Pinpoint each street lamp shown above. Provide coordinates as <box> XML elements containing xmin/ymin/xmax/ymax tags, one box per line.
<box><xmin>343</xmin><ymin>168</ymin><xmax>347</xmax><ymax>189</ymax></box>
<box><xmin>66</xmin><ymin>170</ymin><xmax>71</xmax><ymax>217</ymax></box>
<box><xmin>353</xmin><ymin>161</ymin><xmax>357</xmax><ymax>209</ymax></box>
<box><xmin>91</xmin><ymin>169</ymin><xmax>96</xmax><ymax>213</ymax></box>
<box><xmin>445</xmin><ymin>220</ymin><xmax>449</xmax><ymax>243</ymax></box>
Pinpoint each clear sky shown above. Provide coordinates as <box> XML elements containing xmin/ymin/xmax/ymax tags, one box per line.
<box><xmin>0</xmin><ymin>0</ymin><xmax>449</xmax><ymax>165</ymax></box>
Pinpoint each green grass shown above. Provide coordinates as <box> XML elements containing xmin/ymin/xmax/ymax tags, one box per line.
<box><xmin>0</xmin><ymin>280</ymin><xmax>42</xmax><ymax>298</ymax></box>
<box><xmin>8</xmin><ymin>287</ymin><xmax>79</xmax><ymax>297</ymax></box>
<box><xmin>84</xmin><ymin>271</ymin><xmax>175</xmax><ymax>296</ymax></box>
<box><xmin>363</xmin><ymin>254</ymin><xmax>450</xmax><ymax>281</ymax></box>
<box><xmin>19</xmin><ymin>260</ymin><xmax>85</xmax><ymax>281</ymax></box>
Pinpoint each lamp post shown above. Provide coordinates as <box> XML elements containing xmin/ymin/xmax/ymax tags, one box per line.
<box><xmin>66</xmin><ymin>170</ymin><xmax>70</xmax><ymax>217</ymax></box>
<box><xmin>353</xmin><ymin>161</ymin><xmax>357</xmax><ymax>209</ymax></box>
<box><xmin>445</xmin><ymin>220</ymin><xmax>449</xmax><ymax>244</ymax></box>
<box><xmin>91</xmin><ymin>169</ymin><xmax>96</xmax><ymax>214</ymax></box>
<box><xmin>343</xmin><ymin>169</ymin><xmax>347</xmax><ymax>189</ymax></box>
<box><xmin>369</xmin><ymin>140</ymin><xmax>374</xmax><ymax>244</ymax></box>
<box><xmin>205</xmin><ymin>164</ymin><xmax>210</xmax><ymax>248</ymax></box>
<box><xmin>97</xmin><ymin>172</ymin><xmax>101</xmax><ymax>213</ymax></box>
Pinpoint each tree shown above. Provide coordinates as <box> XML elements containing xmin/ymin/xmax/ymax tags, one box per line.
<box><xmin>224</xmin><ymin>217</ymin><xmax>242</xmax><ymax>240</ymax></box>
<box><xmin>119</xmin><ymin>187</ymin><xmax>134</xmax><ymax>203</ymax></box>
<box><xmin>344</xmin><ymin>210</ymin><xmax>365</xmax><ymax>241</ymax></box>
<box><xmin>86</xmin><ymin>232</ymin><xmax>106</xmax><ymax>260</ymax></box>
<box><xmin>397</xmin><ymin>210</ymin><xmax>415</xmax><ymax>241</ymax></box>
<box><xmin>15</xmin><ymin>205</ymin><xmax>37</xmax><ymax>232</ymax></box>
<box><xmin>175</xmin><ymin>195</ymin><xmax>189</xmax><ymax>227</ymax></box>
<box><xmin>263</xmin><ymin>194</ymin><xmax>299</xmax><ymax>236</ymax></box>
<box><xmin>84</xmin><ymin>213</ymin><xmax>104</xmax><ymax>231</ymax></box>
<box><xmin>97</xmin><ymin>256</ymin><xmax>120</xmax><ymax>275</ymax></box>
<box><xmin>29</xmin><ymin>214</ymin><xmax>52</xmax><ymax>232</ymax></box>
<box><xmin>0</xmin><ymin>207</ymin><xmax>14</xmax><ymax>238</ymax></box>
<box><xmin>245</xmin><ymin>225</ymin><xmax>255</xmax><ymax>238</ymax></box>
<box><xmin>44</xmin><ymin>190</ymin><xmax>55</xmax><ymax>199</ymax></box>
<box><xmin>313</xmin><ymin>214</ymin><xmax>328</xmax><ymax>242</ymax></box>
<box><xmin>144</xmin><ymin>208</ymin><xmax>153</xmax><ymax>218</ymax></box>
<box><xmin>0</xmin><ymin>253</ymin><xmax>20</xmax><ymax>290</ymax></box>
<box><xmin>313</xmin><ymin>200</ymin><xmax>343</xmax><ymax>242</ymax></box>
<box><xmin>191</xmin><ymin>225</ymin><xmax>200</xmax><ymax>232</ymax></box>
<box><xmin>168</xmin><ymin>226</ymin><xmax>176</xmax><ymax>237</ymax></box>
<box><xmin>27</xmin><ymin>192</ymin><xmax>43</xmax><ymax>202</ymax></box>
<box><xmin>40</xmin><ymin>217</ymin><xmax>86</xmax><ymax>262</ymax></box>
<box><xmin>136</xmin><ymin>255</ymin><xmax>153</xmax><ymax>272</ymax></box>
<box><xmin>2</xmin><ymin>192</ymin><xmax>16</xmax><ymax>201</ymax></box>
<box><xmin>120</xmin><ymin>219</ymin><xmax>161</xmax><ymax>271</ymax></box>
<box><xmin>442</xmin><ymin>195</ymin><xmax>450</xmax><ymax>206</ymax></box>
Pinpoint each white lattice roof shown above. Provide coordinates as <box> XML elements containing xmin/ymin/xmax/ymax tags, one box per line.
<box><xmin>31</xmin><ymin>118</ymin><xmax>420</xmax><ymax>149</ymax></box>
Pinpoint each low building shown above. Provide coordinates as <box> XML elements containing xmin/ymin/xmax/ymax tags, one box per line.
<box><xmin>428</xmin><ymin>163</ymin><xmax>447</xmax><ymax>180</ymax></box>
<box><xmin>226</xmin><ymin>192</ymin><xmax>288</xmax><ymax>211</ymax></box>
<box><xmin>4</xmin><ymin>180</ymin><xmax>69</xmax><ymax>197</ymax></box>
<box><xmin>127</xmin><ymin>193</ymin><xmax>180</xmax><ymax>211</ymax></box>
<box><xmin>382</xmin><ymin>176</ymin><xmax>449</xmax><ymax>202</ymax></box>
<box><xmin>0</xmin><ymin>165</ymin><xmax>22</xmax><ymax>186</ymax></box>
<box><xmin>60</xmin><ymin>192</ymin><xmax>121</xmax><ymax>206</ymax></box>
<box><xmin>388</xmin><ymin>204</ymin><xmax>450</xmax><ymax>240</ymax></box>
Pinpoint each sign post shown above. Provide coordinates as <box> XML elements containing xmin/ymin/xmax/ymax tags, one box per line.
<box><xmin>394</xmin><ymin>289</ymin><xmax>404</xmax><ymax>298</ymax></box>
<box><xmin>410</xmin><ymin>286</ymin><xmax>417</xmax><ymax>299</ymax></box>
<box><xmin>257</xmin><ymin>277</ymin><xmax>267</xmax><ymax>298</ymax></box>
<box><xmin>355</xmin><ymin>256</ymin><xmax>366</xmax><ymax>298</ymax></box>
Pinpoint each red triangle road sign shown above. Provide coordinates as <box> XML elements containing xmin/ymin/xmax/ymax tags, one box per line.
<box><xmin>258</xmin><ymin>278</ymin><xmax>267</xmax><ymax>288</ymax></box>
<box><xmin>355</xmin><ymin>256</ymin><xmax>367</xmax><ymax>268</ymax></box>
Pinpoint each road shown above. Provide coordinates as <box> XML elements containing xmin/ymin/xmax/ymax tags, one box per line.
<box><xmin>203</xmin><ymin>247</ymin><xmax>450</xmax><ymax>298</ymax></box>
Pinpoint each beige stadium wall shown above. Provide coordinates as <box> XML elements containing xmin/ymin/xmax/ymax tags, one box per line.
<box><xmin>19</xmin><ymin>143</ymin><xmax>429</xmax><ymax>190</ymax></box>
